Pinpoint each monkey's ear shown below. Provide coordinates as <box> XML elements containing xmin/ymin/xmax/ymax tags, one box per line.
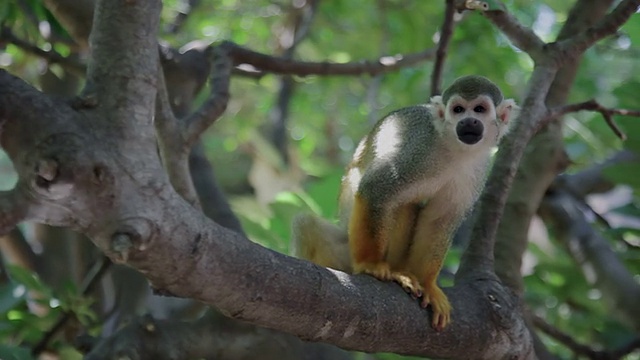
<box><xmin>497</xmin><ymin>99</ymin><xmax>519</xmax><ymax>125</ymax></box>
<box><xmin>429</xmin><ymin>96</ymin><xmax>446</xmax><ymax>119</ymax></box>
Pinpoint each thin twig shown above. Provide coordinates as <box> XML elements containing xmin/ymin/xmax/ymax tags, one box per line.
<box><xmin>533</xmin><ymin>315</ymin><xmax>640</xmax><ymax>360</ymax></box>
<box><xmin>0</xmin><ymin>27</ymin><xmax>86</xmax><ymax>76</ymax></box>
<box><xmin>430</xmin><ymin>0</ymin><xmax>457</xmax><ymax>97</ymax></box>
<box><xmin>32</xmin><ymin>256</ymin><xmax>112</xmax><ymax>355</ymax></box>
<box><xmin>545</xmin><ymin>99</ymin><xmax>640</xmax><ymax>140</ymax></box>
<box><xmin>224</xmin><ymin>40</ymin><xmax>436</xmax><ymax>77</ymax></box>
<box><xmin>165</xmin><ymin>0</ymin><xmax>200</xmax><ymax>34</ymax></box>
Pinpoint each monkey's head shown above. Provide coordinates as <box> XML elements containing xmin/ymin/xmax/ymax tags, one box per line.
<box><xmin>431</xmin><ymin>75</ymin><xmax>518</xmax><ymax>148</ymax></box>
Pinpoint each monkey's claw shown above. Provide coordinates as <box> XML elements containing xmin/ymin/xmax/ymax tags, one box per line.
<box><xmin>390</xmin><ymin>272</ymin><xmax>423</xmax><ymax>299</ymax></box>
<box><xmin>420</xmin><ymin>284</ymin><xmax>452</xmax><ymax>331</ymax></box>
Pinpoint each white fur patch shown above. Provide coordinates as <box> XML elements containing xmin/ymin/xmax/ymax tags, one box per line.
<box><xmin>373</xmin><ymin>116</ymin><xmax>401</xmax><ymax>161</ymax></box>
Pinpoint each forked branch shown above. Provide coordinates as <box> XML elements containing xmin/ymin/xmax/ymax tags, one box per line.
<box><xmin>557</xmin><ymin>0</ymin><xmax>640</xmax><ymax>58</ymax></box>
<box><xmin>545</xmin><ymin>99</ymin><xmax>640</xmax><ymax>140</ymax></box>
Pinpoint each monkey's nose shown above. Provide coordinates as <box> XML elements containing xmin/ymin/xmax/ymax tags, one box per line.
<box><xmin>456</xmin><ymin>118</ymin><xmax>484</xmax><ymax>145</ymax></box>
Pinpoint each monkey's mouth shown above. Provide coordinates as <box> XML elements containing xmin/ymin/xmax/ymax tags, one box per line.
<box><xmin>456</xmin><ymin>118</ymin><xmax>484</xmax><ymax>145</ymax></box>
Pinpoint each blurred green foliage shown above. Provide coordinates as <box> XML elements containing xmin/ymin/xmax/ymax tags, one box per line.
<box><xmin>0</xmin><ymin>0</ymin><xmax>639</xmax><ymax>359</ymax></box>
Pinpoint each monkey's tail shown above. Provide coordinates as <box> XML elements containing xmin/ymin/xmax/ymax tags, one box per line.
<box><xmin>291</xmin><ymin>213</ymin><xmax>352</xmax><ymax>273</ymax></box>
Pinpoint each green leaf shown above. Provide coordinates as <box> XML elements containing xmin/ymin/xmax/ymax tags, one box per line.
<box><xmin>0</xmin><ymin>344</ymin><xmax>33</xmax><ymax>360</ymax></box>
<box><xmin>5</xmin><ymin>265</ymin><xmax>52</xmax><ymax>298</ymax></box>
<box><xmin>0</xmin><ymin>283</ymin><xmax>25</xmax><ymax>314</ymax></box>
<box><xmin>603</xmin><ymin>163</ymin><xmax>640</xmax><ymax>190</ymax></box>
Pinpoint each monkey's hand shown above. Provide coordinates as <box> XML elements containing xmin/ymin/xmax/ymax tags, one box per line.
<box><xmin>353</xmin><ymin>262</ymin><xmax>392</xmax><ymax>280</ymax></box>
<box><xmin>420</xmin><ymin>283</ymin><xmax>451</xmax><ymax>331</ymax></box>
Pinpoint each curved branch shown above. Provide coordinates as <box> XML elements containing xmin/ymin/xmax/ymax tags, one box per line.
<box><xmin>136</xmin><ymin>215</ymin><xmax>532</xmax><ymax>359</ymax></box>
<box><xmin>224</xmin><ymin>41</ymin><xmax>436</xmax><ymax>77</ymax></box>
<box><xmin>543</xmin><ymin>99</ymin><xmax>640</xmax><ymax>140</ymax></box>
<box><xmin>533</xmin><ymin>315</ymin><xmax>640</xmax><ymax>359</ymax></box>
<box><xmin>184</xmin><ymin>44</ymin><xmax>232</xmax><ymax>147</ymax></box>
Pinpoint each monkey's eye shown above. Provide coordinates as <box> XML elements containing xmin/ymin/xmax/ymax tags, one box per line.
<box><xmin>453</xmin><ymin>106</ymin><xmax>464</xmax><ymax>114</ymax></box>
<box><xmin>474</xmin><ymin>105</ymin><xmax>486</xmax><ymax>113</ymax></box>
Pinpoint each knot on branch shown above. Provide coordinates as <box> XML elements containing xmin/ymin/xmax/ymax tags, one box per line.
<box><xmin>105</xmin><ymin>217</ymin><xmax>157</xmax><ymax>264</ymax></box>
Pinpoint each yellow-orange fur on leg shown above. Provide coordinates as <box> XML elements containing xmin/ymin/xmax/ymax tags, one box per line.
<box><xmin>420</xmin><ymin>260</ymin><xmax>451</xmax><ymax>331</ymax></box>
<box><xmin>406</xmin><ymin>204</ymin><xmax>460</xmax><ymax>330</ymax></box>
<box><xmin>349</xmin><ymin>194</ymin><xmax>391</xmax><ymax>279</ymax></box>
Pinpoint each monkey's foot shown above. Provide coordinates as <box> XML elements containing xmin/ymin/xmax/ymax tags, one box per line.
<box><xmin>353</xmin><ymin>262</ymin><xmax>393</xmax><ymax>281</ymax></box>
<box><xmin>389</xmin><ymin>271</ymin><xmax>423</xmax><ymax>299</ymax></box>
<box><xmin>420</xmin><ymin>284</ymin><xmax>452</xmax><ymax>331</ymax></box>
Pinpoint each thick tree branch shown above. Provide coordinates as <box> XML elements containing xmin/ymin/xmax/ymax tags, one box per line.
<box><xmin>224</xmin><ymin>41</ymin><xmax>436</xmax><ymax>77</ymax></box>
<box><xmin>0</xmin><ymin>67</ymin><xmax>533</xmax><ymax>360</ymax></box>
<box><xmin>555</xmin><ymin>0</ymin><xmax>640</xmax><ymax>59</ymax></box>
<box><xmin>189</xmin><ymin>143</ymin><xmax>246</xmax><ymax>236</ymax></box>
<box><xmin>543</xmin><ymin>99</ymin><xmax>640</xmax><ymax>140</ymax></box>
<box><xmin>430</xmin><ymin>0</ymin><xmax>457</xmax><ymax>97</ymax></box>
<box><xmin>456</xmin><ymin>64</ymin><xmax>557</xmax><ymax>280</ymax></box>
<box><xmin>86</xmin><ymin>311</ymin><xmax>352</xmax><ymax>360</ymax></box>
<box><xmin>84</xmin><ymin>0</ymin><xmax>159</xmax><ymax>138</ymax></box>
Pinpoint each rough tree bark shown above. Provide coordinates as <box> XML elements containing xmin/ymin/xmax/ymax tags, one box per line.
<box><xmin>0</xmin><ymin>0</ymin><xmax>638</xmax><ymax>359</ymax></box>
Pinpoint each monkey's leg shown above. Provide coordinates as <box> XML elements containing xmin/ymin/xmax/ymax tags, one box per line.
<box><xmin>407</xmin><ymin>209</ymin><xmax>457</xmax><ymax>331</ymax></box>
<box><xmin>386</xmin><ymin>203</ymin><xmax>423</xmax><ymax>298</ymax></box>
<box><xmin>348</xmin><ymin>193</ymin><xmax>392</xmax><ymax>280</ymax></box>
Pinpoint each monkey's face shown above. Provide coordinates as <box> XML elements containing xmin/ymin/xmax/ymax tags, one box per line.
<box><xmin>444</xmin><ymin>94</ymin><xmax>503</xmax><ymax>147</ymax></box>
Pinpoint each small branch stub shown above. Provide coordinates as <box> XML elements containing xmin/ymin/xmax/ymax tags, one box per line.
<box><xmin>36</xmin><ymin>158</ymin><xmax>59</xmax><ymax>182</ymax></box>
<box><xmin>111</xmin><ymin>233</ymin><xmax>134</xmax><ymax>262</ymax></box>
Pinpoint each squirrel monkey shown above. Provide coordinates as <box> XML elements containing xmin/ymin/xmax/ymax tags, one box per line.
<box><xmin>292</xmin><ymin>75</ymin><xmax>518</xmax><ymax>330</ymax></box>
